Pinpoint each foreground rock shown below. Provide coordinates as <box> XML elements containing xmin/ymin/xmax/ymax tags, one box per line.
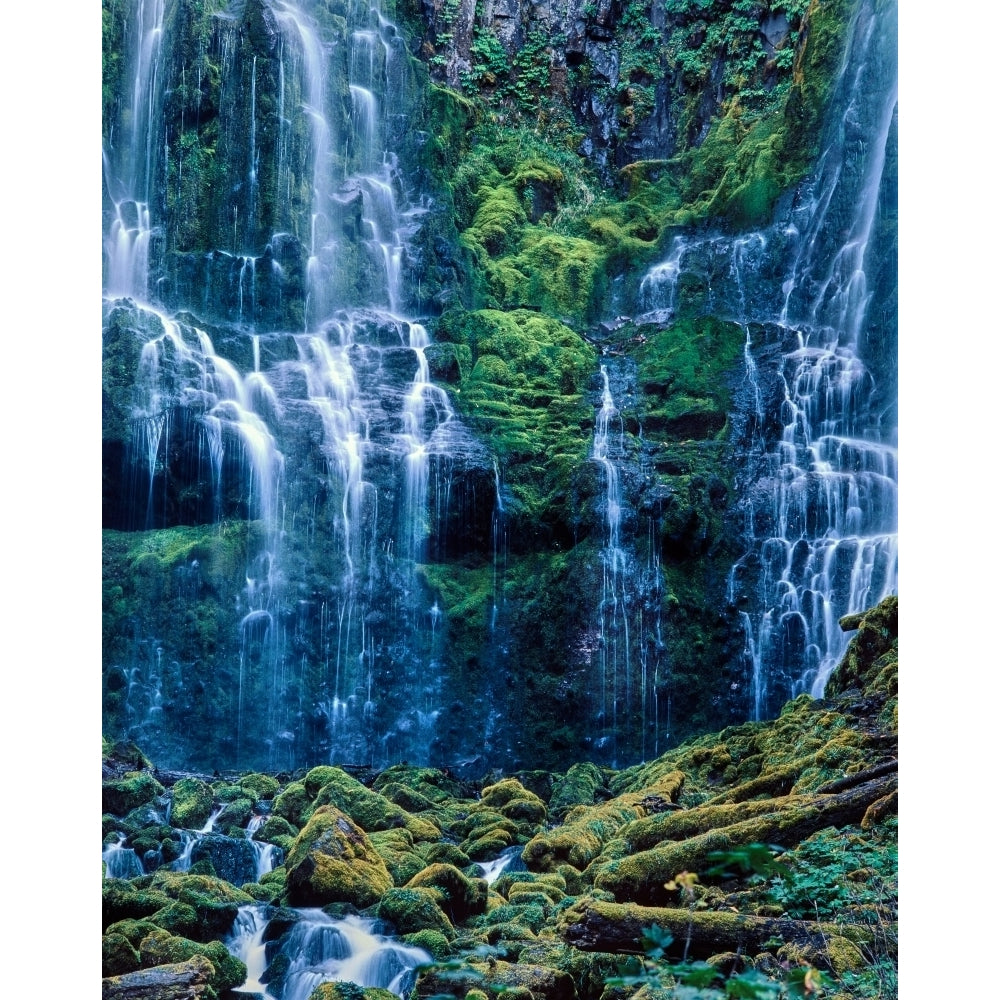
<box><xmin>102</xmin><ymin>955</ymin><xmax>214</xmax><ymax>999</ymax></box>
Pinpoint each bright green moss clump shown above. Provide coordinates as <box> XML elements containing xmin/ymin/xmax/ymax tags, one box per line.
<box><xmin>436</xmin><ymin>308</ymin><xmax>595</xmax><ymax>527</ymax></box>
<box><xmin>284</xmin><ymin>806</ymin><xmax>394</xmax><ymax>908</ymax></box>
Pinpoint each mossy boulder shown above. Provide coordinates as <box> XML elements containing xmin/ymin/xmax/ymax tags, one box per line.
<box><xmin>377</xmin><ymin>781</ymin><xmax>439</xmax><ymax>814</ymax></box>
<box><xmin>273</xmin><ymin>780</ymin><xmax>315</xmax><ymax>828</ymax></box>
<box><xmin>308</xmin><ymin>984</ymin><xmax>400</xmax><ymax>1000</ymax></box>
<box><xmin>415</xmin><ymin>957</ymin><xmax>574</xmax><ymax>1000</ymax></box>
<box><xmin>137</xmin><ymin>927</ymin><xmax>247</xmax><ymax>992</ymax></box>
<box><xmin>828</xmin><ymin>596</ymin><xmax>898</xmax><ymax>702</ymax></box>
<box><xmin>284</xmin><ymin>806</ymin><xmax>393</xmax><ymax>908</ymax></box>
<box><xmin>170</xmin><ymin>777</ymin><xmax>215</xmax><ymax>829</ymax></box>
<box><xmin>371</xmin><ymin>764</ymin><xmax>467</xmax><ymax>804</ymax></box>
<box><xmin>547</xmin><ymin>762</ymin><xmax>605</xmax><ymax>819</ymax></box>
<box><xmin>217</xmin><ymin>797</ymin><xmax>253</xmax><ymax>829</ymax></box>
<box><xmin>147</xmin><ymin>872</ymin><xmax>255</xmax><ymax>939</ymax></box>
<box><xmin>418</xmin><ymin>841</ymin><xmax>472</xmax><ymax>870</ymax></box>
<box><xmin>102</xmin><ymin>932</ymin><xmax>141</xmax><ymax>977</ymax></box>
<box><xmin>405</xmin><ymin>863</ymin><xmax>488</xmax><ymax>922</ymax></box>
<box><xmin>102</xmin><ymin>880</ymin><xmax>173</xmax><ymax>931</ymax></box>
<box><xmin>309</xmin><ymin>766</ymin><xmax>441</xmax><ymax>840</ymax></box>
<box><xmin>239</xmin><ymin>772</ymin><xmax>281</xmax><ymax>801</ymax></box>
<box><xmin>377</xmin><ymin>886</ymin><xmax>455</xmax><ymax>937</ymax></box>
<box><xmin>103</xmin><ymin>772</ymin><xmax>165</xmax><ymax>817</ymax></box>
<box><xmin>369</xmin><ymin>828</ymin><xmax>427</xmax><ymax>886</ymax></box>
<box><xmin>478</xmin><ymin>779</ymin><xmax>547</xmax><ymax>827</ymax></box>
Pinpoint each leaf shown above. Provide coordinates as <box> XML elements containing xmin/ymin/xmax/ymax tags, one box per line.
<box><xmin>640</xmin><ymin>922</ymin><xmax>674</xmax><ymax>959</ymax></box>
<box><xmin>677</xmin><ymin>961</ymin><xmax>722</xmax><ymax>988</ymax></box>
<box><xmin>724</xmin><ymin>969</ymin><xmax>783</xmax><ymax>999</ymax></box>
<box><xmin>704</xmin><ymin>843</ymin><xmax>791</xmax><ymax>879</ymax></box>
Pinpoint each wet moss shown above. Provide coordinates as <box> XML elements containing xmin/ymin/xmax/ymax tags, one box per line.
<box><xmin>170</xmin><ymin>777</ymin><xmax>215</xmax><ymax>830</ymax></box>
<box><xmin>310</xmin><ymin>766</ymin><xmax>442</xmax><ymax>840</ymax></box>
<box><xmin>548</xmin><ymin>763</ymin><xmax>606</xmax><ymax>820</ymax></box>
<box><xmin>370</xmin><ymin>828</ymin><xmax>427</xmax><ymax>886</ymax></box>
<box><xmin>284</xmin><ymin>805</ymin><xmax>393</xmax><ymax>908</ymax></box>
<box><xmin>406</xmin><ymin>863</ymin><xmax>488</xmax><ymax>922</ymax></box>
<box><xmin>272</xmin><ymin>780</ymin><xmax>314</xmax><ymax>829</ymax></box>
<box><xmin>102</xmin><ymin>932</ymin><xmax>141</xmax><ymax>977</ymax></box>
<box><xmin>378</xmin><ymin>886</ymin><xmax>456</xmax><ymax>937</ymax></box>
<box><xmin>239</xmin><ymin>772</ymin><xmax>281</xmax><ymax>801</ymax></box>
<box><xmin>103</xmin><ymin>772</ymin><xmax>166</xmax><ymax>817</ymax></box>
<box><xmin>137</xmin><ymin>927</ymin><xmax>247</xmax><ymax>992</ymax></box>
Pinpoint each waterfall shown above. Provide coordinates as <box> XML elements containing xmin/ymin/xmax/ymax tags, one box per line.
<box><xmin>639</xmin><ymin>0</ymin><xmax>898</xmax><ymax>717</ymax></box>
<box><xmin>103</xmin><ymin>0</ymin><xmax>486</xmax><ymax>771</ymax></box>
<box><xmin>226</xmin><ymin>908</ymin><xmax>431</xmax><ymax>1000</ymax></box>
<box><xmin>592</xmin><ymin>365</ymin><xmax>629</xmax><ymax>757</ymax></box>
<box><xmin>587</xmin><ymin>363</ymin><xmax>667</xmax><ymax>763</ymax></box>
<box><xmin>103</xmin><ymin>835</ymin><xmax>145</xmax><ymax>879</ymax></box>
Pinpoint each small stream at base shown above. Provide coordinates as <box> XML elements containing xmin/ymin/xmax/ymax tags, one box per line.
<box><xmin>227</xmin><ymin>907</ymin><xmax>431</xmax><ymax>1000</ymax></box>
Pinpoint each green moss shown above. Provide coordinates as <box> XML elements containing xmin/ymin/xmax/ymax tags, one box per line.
<box><xmin>377</xmin><ymin>887</ymin><xmax>456</xmax><ymax>937</ymax></box>
<box><xmin>284</xmin><ymin>806</ymin><xmax>393</xmax><ymax>907</ymax></box>
<box><xmin>311</xmin><ymin>769</ymin><xmax>441</xmax><ymax>840</ymax></box>
<box><xmin>548</xmin><ymin>762</ymin><xmax>606</xmax><ymax>819</ymax></box>
<box><xmin>170</xmin><ymin>777</ymin><xmax>215</xmax><ymax>830</ymax></box>
<box><xmin>370</xmin><ymin>828</ymin><xmax>427</xmax><ymax>886</ymax></box>
<box><xmin>436</xmin><ymin>308</ymin><xmax>595</xmax><ymax>527</ymax></box>
<box><xmin>272</xmin><ymin>781</ymin><xmax>314</xmax><ymax>829</ymax></box>
<box><xmin>102</xmin><ymin>932</ymin><xmax>141</xmax><ymax>977</ymax></box>
<box><xmin>137</xmin><ymin>928</ymin><xmax>247</xmax><ymax>993</ymax></box>
<box><xmin>405</xmin><ymin>863</ymin><xmax>488</xmax><ymax>922</ymax></box>
<box><xmin>103</xmin><ymin>772</ymin><xmax>165</xmax><ymax>817</ymax></box>
<box><xmin>239</xmin><ymin>773</ymin><xmax>281</xmax><ymax>801</ymax></box>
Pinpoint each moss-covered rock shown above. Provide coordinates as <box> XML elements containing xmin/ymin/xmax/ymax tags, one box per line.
<box><xmin>137</xmin><ymin>927</ymin><xmax>247</xmax><ymax>992</ymax></box>
<box><xmin>239</xmin><ymin>772</ymin><xmax>281</xmax><ymax>801</ymax></box>
<box><xmin>273</xmin><ymin>780</ymin><xmax>315</xmax><ymax>829</ymax></box>
<box><xmin>284</xmin><ymin>806</ymin><xmax>393</xmax><ymax>908</ymax></box>
<box><xmin>102</xmin><ymin>931</ymin><xmax>141</xmax><ymax>977</ymax></box>
<box><xmin>405</xmin><ymin>863</ymin><xmax>488</xmax><ymax>922</ymax></box>
<box><xmin>170</xmin><ymin>777</ymin><xmax>215</xmax><ymax>829</ymax></box>
<box><xmin>828</xmin><ymin>596</ymin><xmax>898</xmax><ymax>704</ymax></box>
<box><xmin>103</xmin><ymin>772</ymin><xmax>166</xmax><ymax>817</ymax></box>
<box><xmin>147</xmin><ymin>871</ymin><xmax>255</xmax><ymax>939</ymax></box>
<box><xmin>370</xmin><ymin>828</ymin><xmax>427</xmax><ymax>886</ymax></box>
<box><xmin>309</xmin><ymin>766</ymin><xmax>441</xmax><ymax>840</ymax></box>
<box><xmin>547</xmin><ymin>762</ymin><xmax>605</xmax><ymax>819</ymax></box>
<box><xmin>377</xmin><ymin>886</ymin><xmax>455</xmax><ymax>937</ymax></box>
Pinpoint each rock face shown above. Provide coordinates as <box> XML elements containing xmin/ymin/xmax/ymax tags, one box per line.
<box><xmin>102</xmin><ymin>0</ymin><xmax>893</xmax><ymax>774</ymax></box>
<box><xmin>284</xmin><ymin>806</ymin><xmax>394</xmax><ymax>907</ymax></box>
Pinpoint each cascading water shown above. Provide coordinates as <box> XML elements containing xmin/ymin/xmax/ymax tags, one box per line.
<box><xmin>639</xmin><ymin>0</ymin><xmax>898</xmax><ymax>718</ymax></box>
<box><xmin>226</xmin><ymin>907</ymin><xmax>431</xmax><ymax>1000</ymax></box>
<box><xmin>103</xmin><ymin>0</ymin><xmax>488</xmax><ymax>770</ymax></box>
<box><xmin>103</xmin><ymin>835</ymin><xmax>145</xmax><ymax>879</ymax></box>
<box><xmin>585</xmin><ymin>361</ymin><xmax>667</xmax><ymax>764</ymax></box>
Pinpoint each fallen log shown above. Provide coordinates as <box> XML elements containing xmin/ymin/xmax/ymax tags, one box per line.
<box><xmin>591</xmin><ymin>774</ymin><xmax>897</xmax><ymax>904</ymax></box>
<box><xmin>815</xmin><ymin>759</ymin><xmax>897</xmax><ymax>795</ymax></box>
<box><xmin>102</xmin><ymin>956</ymin><xmax>215</xmax><ymax>999</ymax></box>
<box><xmin>559</xmin><ymin>898</ymin><xmax>890</xmax><ymax>963</ymax></box>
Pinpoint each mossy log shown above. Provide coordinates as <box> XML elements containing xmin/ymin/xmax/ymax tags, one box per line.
<box><xmin>592</xmin><ymin>774</ymin><xmax>897</xmax><ymax>903</ymax></box>
<box><xmin>558</xmin><ymin>899</ymin><xmax>890</xmax><ymax>963</ymax></box>
<box><xmin>815</xmin><ymin>759</ymin><xmax>897</xmax><ymax>795</ymax></box>
<box><xmin>102</xmin><ymin>955</ymin><xmax>214</xmax><ymax>999</ymax></box>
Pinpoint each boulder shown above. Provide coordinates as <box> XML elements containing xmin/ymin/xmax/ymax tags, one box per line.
<box><xmin>284</xmin><ymin>806</ymin><xmax>393</xmax><ymax>907</ymax></box>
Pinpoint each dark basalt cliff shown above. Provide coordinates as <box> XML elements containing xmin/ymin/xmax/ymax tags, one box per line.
<box><xmin>102</xmin><ymin>0</ymin><xmax>896</xmax><ymax>774</ymax></box>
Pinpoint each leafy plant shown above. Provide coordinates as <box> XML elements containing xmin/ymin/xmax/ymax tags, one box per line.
<box><xmin>766</xmin><ymin>823</ymin><xmax>897</xmax><ymax>922</ymax></box>
<box><xmin>605</xmin><ymin>922</ymin><xmax>830</xmax><ymax>999</ymax></box>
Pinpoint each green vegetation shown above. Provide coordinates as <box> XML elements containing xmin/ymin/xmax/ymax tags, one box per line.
<box><xmin>101</xmin><ymin>598</ymin><xmax>898</xmax><ymax>996</ymax></box>
<box><xmin>436</xmin><ymin>308</ymin><xmax>596</xmax><ymax>525</ymax></box>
